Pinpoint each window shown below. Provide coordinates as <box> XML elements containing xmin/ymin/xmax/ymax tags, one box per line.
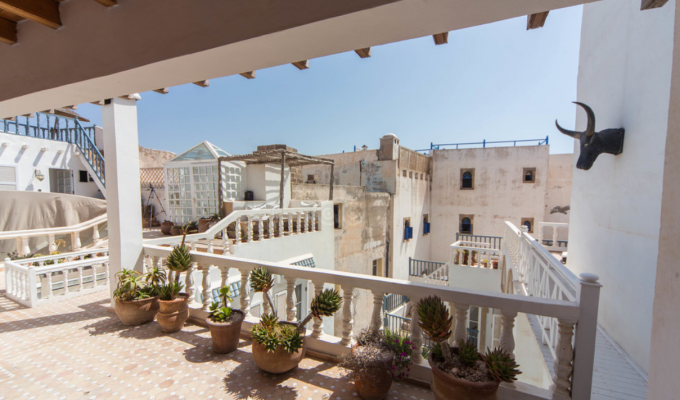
<box><xmin>402</xmin><ymin>170</ymin><xmax>407</xmax><ymax>177</ymax></box>
<box><xmin>460</xmin><ymin>169</ymin><xmax>475</xmax><ymax>190</ymax></box>
<box><xmin>307</xmin><ymin>174</ymin><xmax>316</xmax><ymax>183</ymax></box>
<box><xmin>521</xmin><ymin>217</ymin><xmax>534</xmax><ymax>233</ymax></box>
<box><xmin>468</xmin><ymin>306</ymin><xmax>480</xmax><ymax>347</ymax></box>
<box><xmin>334</xmin><ymin>203</ymin><xmax>343</xmax><ymax>229</ymax></box>
<box><xmin>460</xmin><ymin>215</ymin><xmax>473</xmax><ymax>234</ymax></box>
<box><xmin>403</xmin><ymin>218</ymin><xmax>413</xmax><ymax>241</ymax></box>
<box><xmin>372</xmin><ymin>259</ymin><xmax>383</xmax><ymax>277</ymax></box>
<box><xmin>409</xmin><ymin>171</ymin><xmax>413</xmax><ymax>178</ymax></box>
<box><xmin>423</xmin><ymin>214</ymin><xmax>430</xmax><ymax>236</ymax></box>
<box><xmin>0</xmin><ymin>166</ymin><xmax>17</xmax><ymax>191</ymax></box>
<box><xmin>295</xmin><ymin>283</ymin><xmax>304</xmax><ymax>321</ymax></box>
<box><xmin>523</xmin><ymin>168</ymin><xmax>536</xmax><ymax>183</ymax></box>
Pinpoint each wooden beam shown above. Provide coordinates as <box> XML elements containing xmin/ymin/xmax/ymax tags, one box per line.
<box><xmin>91</xmin><ymin>0</ymin><xmax>117</xmax><ymax>6</ymax></box>
<box><xmin>292</xmin><ymin>60</ymin><xmax>309</xmax><ymax>70</ymax></box>
<box><xmin>432</xmin><ymin>32</ymin><xmax>448</xmax><ymax>45</ymax></box>
<box><xmin>527</xmin><ymin>11</ymin><xmax>549</xmax><ymax>30</ymax></box>
<box><xmin>0</xmin><ymin>0</ymin><xmax>61</xmax><ymax>29</ymax></box>
<box><xmin>355</xmin><ymin>48</ymin><xmax>371</xmax><ymax>58</ymax></box>
<box><xmin>64</xmin><ymin>105</ymin><xmax>77</xmax><ymax>110</ymax></box>
<box><xmin>192</xmin><ymin>80</ymin><xmax>209</xmax><ymax>88</ymax></box>
<box><xmin>153</xmin><ymin>88</ymin><xmax>169</xmax><ymax>94</ymax></box>
<box><xmin>641</xmin><ymin>0</ymin><xmax>669</xmax><ymax>9</ymax></box>
<box><xmin>240</xmin><ymin>71</ymin><xmax>256</xmax><ymax>79</ymax></box>
<box><xmin>329</xmin><ymin>164</ymin><xmax>334</xmax><ymax>201</ymax></box>
<box><xmin>0</xmin><ymin>17</ymin><xmax>17</xmax><ymax>45</ymax></box>
<box><xmin>90</xmin><ymin>100</ymin><xmax>106</xmax><ymax>106</ymax></box>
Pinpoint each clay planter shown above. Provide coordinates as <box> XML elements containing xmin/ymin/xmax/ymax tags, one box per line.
<box><xmin>428</xmin><ymin>354</ymin><xmax>500</xmax><ymax>400</ymax></box>
<box><xmin>170</xmin><ymin>226</ymin><xmax>183</xmax><ymax>236</ymax></box>
<box><xmin>198</xmin><ymin>219</ymin><xmax>211</xmax><ymax>233</ymax></box>
<box><xmin>206</xmin><ymin>310</ymin><xmax>245</xmax><ymax>354</ymax></box>
<box><xmin>352</xmin><ymin>345</ymin><xmax>394</xmax><ymax>400</ymax></box>
<box><xmin>157</xmin><ymin>294</ymin><xmax>190</xmax><ymax>333</ymax></box>
<box><xmin>161</xmin><ymin>222</ymin><xmax>174</xmax><ymax>235</ymax></box>
<box><xmin>114</xmin><ymin>297</ymin><xmax>159</xmax><ymax>326</ymax></box>
<box><xmin>252</xmin><ymin>322</ymin><xmax>305</xmax><ymax>374</ymax></box>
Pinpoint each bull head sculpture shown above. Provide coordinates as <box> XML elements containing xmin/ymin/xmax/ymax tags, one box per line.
<box><xmin>555</xmin><ymin>102</ymin><xmax>625</xmax><ymax>170</ymax></box>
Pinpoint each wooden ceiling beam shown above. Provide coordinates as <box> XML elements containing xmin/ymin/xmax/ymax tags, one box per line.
<box><xmin>0</xmin><ymin>0</ymin><xmax>61</xmax><ymax>29</ymax></box>
<box><xmin>192</xmin><ymin>80</ymin><xmax>209</xmax><ymax>88</ymax></box>
<box><xmin>240</xmin><ymin>71</ymin><xmax>256</xmax><ymax>79</ymax></box>
<box><xmin>355</xmin><ymin>48</ymin><xmax>371</xmax><ymax>58</ymax></box>
<box><xmin>292</xmin><ymin>60</ymin><xmax>309</xmax><ymax>70</ymax></box>
<box><xmin>90</xmin><ymin>100</ymin><xmax>106</xmax><ymax>106</ymax></box>
<box><xmin>433</xmin><ymin>32</ymin><xmax>448</xmax><ymax>45</ymax></box>
<box><xmin>91</xmin><ymin>0</ymin><xmax>117</xmax><ymax>6</ymax></box>
<box><xmin>0</xmin><ymin>17</ymin><xmax>17</xmax><ymax>45</ymax></box>
<box><xmin>527</xmin><ymin>11</ymin><xmax>549</xmax><ymax>29</ymax></box>
<box><xmin>153</xmin><ymin>88</ymin><xmax>169</xmax><ymax>94</ymax></box>
<box><xmin>641</xmin><ymin>0</ymin><xmax>669</xmax><ymax>9</ymax></box>
<box><xmin>64</xmin><ymin>104</ymin><xmax>77</xmax><ymax>110</ymax></box>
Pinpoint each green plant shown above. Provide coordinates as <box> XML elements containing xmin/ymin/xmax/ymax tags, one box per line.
<box><xmin>457</xmin><ymin>338</ymin><xmax>479</xmax><ymax>366</ymax></box>
<box><xmin>341</xmin><ymin>330</ymin><xmax>415</xmax><ymax>381</ymax></box>
<box><xmin>158</xmin><ymin>281</ymin><xmax>184</xmax><ymax>301</ymax></box>
<box><xmin>144</xmin><ymin>266</ymin><xmax>167</xmax><ymax>289</ymax></box>
<box><xmin>113</xmin><ymin>269</ymin><xmax>153</xmax><ymax>301</ymax></box>
<box><xmin>210</xmin><ymin>213</ymin><xmax>220</xmax><ymax>221</ymax></box>
<box><xmin>484</xmin><ymin>347</ymin><xmax>521</xmax><ymax>382</ymax></box>
<box><xmin>416</xmin><ymin>295</ymin><xmax>454</xmax><ymax>364</ymax></box>
<box><xmin>251</xmin><ymin>314</ymin><xmax>304</xmax><ymax>353</ymax></box>
<box><xmin>165</xmin><ymin>235</ymin><xmax>192</xmax><ymax>283</ymax></box>
<box><xmin>249</xmin><ymin>267</ymin><xmax>275</xmax><ymax>312</ymax></box>
<box><xmin>297</xmin><ymin>288</ymin><xmax>342</xmax><ymax>332</ymax></box>
<box><xmin>208</xmin><ymin>286</ymin><xmax>236</xmax><ymax>323</ymax></box>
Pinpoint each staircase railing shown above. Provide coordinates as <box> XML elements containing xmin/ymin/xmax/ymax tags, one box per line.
<box><xmin>74</xmin><ymin>120</ymin><xmax>106</xmax><ymax>187</ymax></box>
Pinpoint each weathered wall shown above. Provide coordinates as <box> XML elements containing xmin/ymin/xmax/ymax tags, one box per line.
<box><xmin>138</xmin><ymin>145</ymin><xmax>176</xmax><ymax>169</ymax></box>
<box><xmin>292</xmin><ymin>183</ymin><xmax>390</xmax><ymax>334</ymax></box>
<box><xmin>570</xmin><ymin>0</ymin><xmax>674</xmax><ymax>374</ymax></box>
<box><xmin>541</xmin><ymin>153</ymin><xmax>573</xmax><ymax>241</ymax></box>
<box><xmin>430</xmin><ymin>146</ymin><xmax>550</xmax><ymax>262</ymax></box>
<box><xmin>299</xmin><ymin>150</ymin><xmax>397</xmax><ymax>193</ymax></box>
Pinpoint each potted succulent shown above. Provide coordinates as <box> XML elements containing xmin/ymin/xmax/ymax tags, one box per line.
<box><xmin>161</xmin><ymin>220</ymin><xmax>174</xmax><ymax>235</ymax></box>
<box><xmin>417</xmin><ymin>295</ymin><xmax>521</xmax><ymax>400</ymax></box>
<box><xmin>157</xmin><ymin>235</ymin><xmax>193</xmax><ymax>333</ymax></box>
<box><xmin>206</xmin><ymin>285</ymin><xmax>245</xmax><ymax>354</ymax></box>
<box><xmin>198</xmin><ymin>216</ymin><xmax>211</xmax><ymax>233</ymax></box>
<box><xmin>249</xmin><ymin>267</ymin><xmax>342</xmax><ymax>374</ymax></box>
<box><xmin>113</xmin><ymin>269</ymin><xmax>159</xmax><ymax>326</ymax></box>
<box><xmin>340</xmin><ymin>330</ymin><xmax>415</xmax><ymax>400</ymax></box>
<box><xmin>170</xmin><ymin>224</ymin><xmax>183</xmax><ymax>236</ymax></box>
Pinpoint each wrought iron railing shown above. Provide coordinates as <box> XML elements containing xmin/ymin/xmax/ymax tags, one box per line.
<box><xmin>455</xmin><ymin>233</ymin><xmax>502</xmax><ymax>250</ymax></box>
<box><xmin>383</xmin><ymin>293</ymin><xmax>409</xmax><ymax>313</ymax></box>
<box><xmin>408</xmin><ymin>257</ymin><xmax>446</xmax><ymax>277</ymax></box>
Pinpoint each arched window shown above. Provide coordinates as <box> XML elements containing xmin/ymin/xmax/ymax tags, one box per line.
<box><xmin>524</xmin><ymin>170</ymin><xmax>533</xmax><ymax>182</ymax></box>
<box><xmin>523</xmin><ymin>220</ymin><xmax>532</xmax><ymax>232</ymax></box>
<box><xmin>461</xmin><ymin>217</ymin><xmax>472</xmax><ymax>233</ymax></box>
<box><xmin>462</xmin><ymin>171</ymin><xmax>473</xmax><ymax>189</ymax></box>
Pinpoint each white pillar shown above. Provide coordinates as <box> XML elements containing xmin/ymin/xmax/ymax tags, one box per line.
<box><xmin>103</xmin><ymin>96</ymin><xmax>144</xmax><ymax>302</ymax></box>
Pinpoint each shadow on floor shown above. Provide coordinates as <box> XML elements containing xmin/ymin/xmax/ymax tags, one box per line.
<box><xmin>0</xmin><ymin>297</ymin><xmax>109</xmax><ymax>332</ymax></box>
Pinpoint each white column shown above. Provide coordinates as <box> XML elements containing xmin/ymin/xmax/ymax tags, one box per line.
<box><xmin>454</xmin><ymin>303</ymin><xmax>469</xmax><ymax>343</ymax></box>
<box><xmin>370</xmin><ymin>291</ymin><xmax>384</xmax><ymax>332</ymax></box>
<box><xmin>103</xmin><ymin>96</ymin><xmax>144</xmax><ymax>303</ymax></box>
<box><xmin>340</xmin><ymin>286</ymin><xmax>354</xmax><ymax>345</ymax></box>
<box><xmin>285</xmin><ymin>277</ymin><xmax>297</xmax><ymax>322</ymax></box>
<box><xmin>500</xmin><ymin>309</ymin><xmax>517</xmax><ymax>358</ymax></box>
<box><xmin>311</xmin><ymin>282</ymin><xmax>324</xmax><ymax>338</ymax></box>
<box><xmin>571</xmin><ymin>273</ymin><xmax>602</xmax><ymax>400</ymax></box>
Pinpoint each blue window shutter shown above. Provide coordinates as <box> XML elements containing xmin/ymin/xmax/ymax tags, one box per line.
<box><xmin>404</xmin><ymin>225</ymin><xmax>409</xmax><ymax>240</ymax></box>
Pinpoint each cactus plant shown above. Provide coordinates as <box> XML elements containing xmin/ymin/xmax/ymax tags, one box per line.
<box><xmin>484</xmin><ymin>347</ymin><xmax>521</xmax><ymax>382</ymax></box>
<box><xmin>165</xmin><ymin>234</ymin><xmax>192</xmax><ymax>283</ymax></box>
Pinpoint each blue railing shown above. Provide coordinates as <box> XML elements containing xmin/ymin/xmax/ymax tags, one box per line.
<box><xmin>383</xmin><ymin>293</ymin><xmax>409</xmax><ymax>313</ymax></box>
<box><xmin>415</xmin><ymin>136</ymin><xmax>549</xmax><ymax>152</ymax></box>
<box><xmin>384</xmin><ymin>313</ymin><xmax>433</xmax><ymax>348</ymax></box>
<box><xmin>455</xmin><ymin>233</ymin><xmax>503</xmax><ymax>250</ymax></box>
<box><xmin>74</xmin><ymin>120</ymin><xmax>105</xmax><ymax>187</ymax></box>
<box><xmin>408</xmin><ymin>257</ymin><xmax>446</xmax><ymax>277</ymax></box>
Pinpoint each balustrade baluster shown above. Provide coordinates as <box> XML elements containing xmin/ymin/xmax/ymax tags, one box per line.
<box><xmin>234</xmin><ymin>219</ymin><xmax>241</xmax><ymax>245</ymax></box>
<box><xmin>410</xmin><ymin>296</ymin><xmax>423</xmax><ymax>364</ymax></box>
<box><xmin>278</xmin><ymin>214</ymin><xmax>284</xmax><ymax>237</ymax></box>
<box><xmin>247</xmin><ymin>216</ymin><xmax>253</xmax><ymax>242</ymax></box>
<box><xmin>340</xmin><ymin>286</ymin><xmax>354</xmax><ymax>346</ymax></box>
<box><xmin>257</xmin><ymin>217</ymin><xmax>264</xmax><ymax>241</ymax></box>
<box><xmin>48</xmin><ymin>234</ymin><xmax>56</xmax><ymax>253</ymax></box>
<box><xmin>219</xmin><ymin>266</ymin><xmax>228</xmax><ymax>289</ymax></box>
<box><xmin>454</xmin><ymin>303</ymin><xmax>469</xmax><ymax>343</ymax></box>
<box><xmin>311</xmin><ymin>211</ymin><xmax>316</xmax><ymax>232</ymax></box>
<box><xmin>285</xmin><ymin>277</ymin><xmax>297</xmax><ymax>322</ymax></box>
<box><xmin>551</xmin><ymin>319</ymin><xmax>575</xmax><ymax>399</ymax></box>
<box><xmin>46</xmin><ymin>272</ymin><xmax>53</xmax><ymax>299</ymax></box>
<box><xmin>500</xmin><ymin>309</ymin><xmax>517</xmax><ymax>358</ymax></box>
<box><xmin>77</xmin><ymin>267</ymin><xmax>84</xmax><ymax>291</ymax></box>
<box><xmin>21</xmin><ymin>237</ymin><xmax>30</xmax><ymax>257</ymax></box>
<box><xmin>207</xmin><ymin>239</ymin><xmax>214</xmax><ymax>254</ymax></box>
<box><xmin>185</xmin><ymin>264</ymin><xmax>195</xmax><ymax>305</ymax></box>
<box><xmin>296</xmin><ymin>212</ymin><xmax>301</xmax><ymax>234</ymax></box>
<box><xmin>238</xmin><ymin>268</ymin><xmax>251</xmax><ymax>317</ymax></box>
<box><xmin>370</xmin><ymin>291</ymin><xmax>384</xmax><ymax>332</ymax></box>
<box><xmin>72</xmin><ymin>232</ymin><xmax>81</xmax><ymax>251</ymax></box>
<box><xmin>311</xmin><ymin>282</ymin><xmax>324</xmax><ymax>338</ymax></box>
<box><xmin>267</xmin><ymin>215</ymin><xmax>273</xmax><ymax>239</ymax></box>
<box><xmin>104</xmin><ymin>262</ymin><xmax>110</xmax><ymax>286</ymax></box>
<box><xmin>63</xmin><ymin>269</ymin><xmax>69</xmax><ymax>294</ymax></box>
<box><xmin>201</xmin><ymin>264</ymin><xmax>212</xmax><ymax>312</ymax></box>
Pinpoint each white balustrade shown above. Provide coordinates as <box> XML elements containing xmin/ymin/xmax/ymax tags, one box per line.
<box><xmin>4</xmin><ymin>248</ymin><xmax>110</xmax><ymax>307</ymax></box>
<box><xmin>340</xmin><ymin>285</ymin><xmax>354</xmax><ymax>345</ymax></box>
<box><xmin>537</xmin><ymin>222</ymin><xmax>569</xmax><ymax>251</ymax></box>
<box><xmin>285</xmin><ymin>277</ymin><xmax>297</xmax><ymax>322</ymax></box>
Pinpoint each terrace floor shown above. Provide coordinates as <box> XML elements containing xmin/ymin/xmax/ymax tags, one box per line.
<box><xmin>0</xmin><ymin>274</ymin><xmax>433</xmax><ymax>400</ymax></box>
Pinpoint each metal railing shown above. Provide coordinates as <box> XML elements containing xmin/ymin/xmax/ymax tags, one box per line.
<box><xmin>383</xmin><ymin>293</ymin><xmax>409</xmax><ymax>313</ymax></box>
<box><xmin>455</xmin><ymin>233</ymin><xmax>503</xmax><ymax>250</ymax></box>
<box><xmin>417</xmin><ymin>136</ymin><xmax>549</xmax><ymax>151</ymax></box>
<box><xmin>408</xmin><ymin>257</ymin><xmax>446</xmax><ymax>277</ymax></box>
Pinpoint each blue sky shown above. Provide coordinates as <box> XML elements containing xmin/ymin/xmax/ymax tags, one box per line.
<box><xmin>79</xmin><ymin>5</ymin><xmax>583</xmax><ymax>157</ymax></box>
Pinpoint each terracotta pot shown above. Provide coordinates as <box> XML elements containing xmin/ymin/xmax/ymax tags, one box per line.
<box><xmin>252</xmin><ymin>322</ymin><xmax>305</xmax><ymax>374</ymax></box>
<box><xmin>352</xmin><ymin>345</ymin><xmax>394</xmax><ymax>400</ymax></box>
<box><xmin>170</xmin><ymin>226</ymin><xmax>182</xmax><ymax>236</ymax></box>
<box><xmin>157</xmin><ymin>294</ymin><xmax>190</xmax><ymax>333</ymax></box>
<box><xmin>161</xmin><ymin>222</ymin><xmax>173</xmax><ymax>235</ymax></box>
<box><xmin>428</xmin><ymin>354</ymin><xmax>500</xmax><ymax>400</ymax></box>
<box><xmin>114</xmin><ymin>297</ymin><xmax>159</xmax><ymax>326</ymax></box>
<box><xmin>198</xmin><ymin>219</ymin><xmax>211</xmax><ymax>233</ymax></box>
<box><xmin>206</xmin><ymin>310</ymin><xmax>245</xmax><ymax>354</ymax></box>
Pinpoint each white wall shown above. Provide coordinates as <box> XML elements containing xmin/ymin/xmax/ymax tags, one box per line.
<box><xmin>0</xmin><ymin>133</ymin><xmax>103</xmax><ymax>198</ymax></box>
<box><xmin>246</xmin><ymin>164</ymin><xmax>291</xmax><ymax>205</ymax></box>
<box><xmin>569</xmin><ymin>0</ymin><xmax>675</xmax><ymax>373</ymax></box>
<box><xmin>541</xmin><ymin>153</ymin><xmax>573</xmax><ymax>242</ymax></box>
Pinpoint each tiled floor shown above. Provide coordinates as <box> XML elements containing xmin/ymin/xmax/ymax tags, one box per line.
<box><xmin>0</xmin><ymin>275</ymin><xmax>433</xmax><ymax>400</ymax></box>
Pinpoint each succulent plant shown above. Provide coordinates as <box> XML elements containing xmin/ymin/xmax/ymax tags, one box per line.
<box><xmin>249</xmin><ymin>267</ymin><xmax>276</xmax><ymax>313</ymax></box>
<box><xmin>260</xmin><ymin>312</ymin><xmax>279</xmax><ymax>328</ymax></box>
<box><xmin>457</xmin><ymin>339</ymin><xmax>479</xmax><ymax>366</ymax></box>
<box><xmin>165</xmin><ymin>235</ymin><xmax>192</xmax><ymax>283</ymax></box>
<box><xmin>484</xmin><ymin>347</ymin><xmax>521</xmax><ymax>382</ymax></box>
<box><xmin>297</xmin><ymin>288</ymin><xmax>342</xmax><ymax>333</ymax></box>
<box><xmin>416</xmin><ymin>295</ymin><xmax>454</xmax><ymax>364</ymax></box>
<box><xmin>251</xmin><ymin>319</ymin><xmax>303</xmax><ymax>353</ymax></box>
<box><xmin>158</xmin><ymin>281</ymin><xmax>184</xmax><ymax>301</ymax></box>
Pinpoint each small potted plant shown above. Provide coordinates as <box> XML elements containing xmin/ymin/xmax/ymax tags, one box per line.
<box><xmin>417</xmin><ymin>295</ymin><xmax>521</xmax><ymax>400</ymax></box>
<box><xmin>170</xmin><ymin>224</ymin><xmax>183</xmax><ymax>236</ymax></box>
<box><xmin>206</xmin><ymin>286</ymin><xmax>244</xmax><ymax>353</ymax></box>
<box><xmin>249</xmin><ymin>267</ymin><xmax>342</xmax><ymax>374</ymax></box>
<box><xmin>157</xmin><ymin>235</ymin><xmax>193</xmax><ymax>333</ymax></box>
<box><xmin>340</xmin><ymin>330</ymin><xmax>414</xmax><ymax>400</ymax></box>
<box><xmin>161</xmin><ymin>220</ymin><xmax>174</xmax><ymax>235</ymax></box>
<box><xmin>113</xmin><ymin>269</ymin><xmax>158</xmax><ymax>326</ymax></box>
<box><xmin>198</xmin><ymin>216</ymin><xmax>211</xmax><ymax>233</ymax></box>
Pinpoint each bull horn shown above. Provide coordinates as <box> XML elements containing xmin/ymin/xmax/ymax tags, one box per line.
<box><xmin>573</xmin><ymin>101</ymin><xmax>596</xmax><ymax>138</ymax></box>
<box><xmin>555</xmin><ymin>119</ymin><xmax>581</xmax><ymax>139</ymax></box>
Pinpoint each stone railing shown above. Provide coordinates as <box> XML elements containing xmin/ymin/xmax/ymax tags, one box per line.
<box><xmin>4</xmin><ymin>248</ymin><xmax>110</xmax><ymax>307</ymax></box>
<box><xmin>0</xmin><ymin>214</ymin><xmax>107</xmax><ymax>257</ymax></box>
<box><xmin>145</xmin><ymin>203</ymin><xmax>327</xmax><ymax>253</ymax></box>
<box><xmin>537</xmin><ymin>222</ymin><xmax>569</xmax><ymax>252</ymax></box>
<box><xmin>502</xmin><ymin>222</ymin><xmax>599</xmax><ymax>399</ymax></box>
<box><xmin>143</xmin><ymin>243</ymin><xmax>600</xmax><ymax>400</ymax></box>
<box><xmin>449</xmin><ymin>240</ymin><xmax>501</xmax><ymax>268</ymax></box>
